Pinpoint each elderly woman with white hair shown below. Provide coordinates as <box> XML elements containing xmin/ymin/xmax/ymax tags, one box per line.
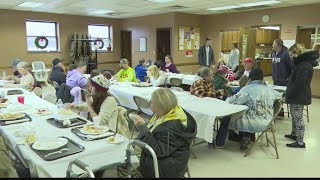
<box><xmin>4</xmin><ymin>62</ymin><xmax>35</xmax><ymax>91</ymax></box>
<box><xmin>133</xmin><ymin>88</ymin><xmax>197</xmax><ymax>178</ymax></box>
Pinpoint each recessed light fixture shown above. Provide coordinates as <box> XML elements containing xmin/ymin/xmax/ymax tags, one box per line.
<box><xmin>207</xmin><ymin>0</ymin><xmax>282</xmax><ymax>11</ymax></box>
<box><xmin>207</xmin><ymin>5</ymin><xmax>240</xmax><ymax>11</ymax></box>
<box><xmin>17</xmin><ymin>2</ymin><xmax>45</xmax><ymax>8</ymax></box>
<box><xmin>89</xmin><ymin>10</ymin><xmax>114</xmax><ymax>14</ymax></box>
<box><xmin>147</xmin><ymin>0</ymin><xmax>175</xmax><ymax>3</ymax></box>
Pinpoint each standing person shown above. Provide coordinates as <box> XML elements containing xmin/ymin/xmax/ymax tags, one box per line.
<box><xmin>271</xmin><ymin>39</ymin><xmax>293</xmax><ymax>86</ymax></box>
<box><xmin>313</xmin><ymin>43</ymin><xmax>320</xmax><ymax>64</ymax></box>
<box><xmin>285</xmin><ymin>44</ymin><xmax>319</xmax><ymax>149</ymax></box>
<box><xmin>227</xmin><ymin>41</ymin><xmax>240</xmax><ymax>72</ymax></box>
<box><xmin>198</xmin><ymin>37</ymin><xmax>215</xmax><ymax>67</ymax></box>
<box><xmin>135</xmin><ymin>58</ymin><xmax>148</xmax><ymax>82</ymax></box>
<box><xmin>161</xmin><ymin>55</ymin><xmax>178</xmax><ymax>73</ymax></box>
<box><xmin>115</xmin><ymin>58</ymin><xmax>138</xmax><ymax>82</ymax></box>
<box><xmin>66</xmin><ymin>62</ymin><xmax>87</xmax><ymax>88</ymax></box>
<box><xmin>50</xmin><ymin>58</ymin><xmax>66</xmax><ymax>85</ymax></box>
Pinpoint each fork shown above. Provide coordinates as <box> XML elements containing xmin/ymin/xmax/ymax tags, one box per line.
<box><xmin>44</xmin><ymin>148</ymin><xmax>70</xmax><ymax>158</ymax></box>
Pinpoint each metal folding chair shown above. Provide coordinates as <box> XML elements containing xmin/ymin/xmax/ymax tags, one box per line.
<box><xmin>244</xmin><ymin>99</ymin><xmax>282</xmax><ymax>159</ymax></box>
<box><xmin>169</xmin><ymin>78</ymin><xmax>183</xmax><ymax>87</ymax></box>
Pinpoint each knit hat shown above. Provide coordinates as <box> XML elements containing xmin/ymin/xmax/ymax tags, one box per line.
<box><xmin>91</xmin><ymin>71</ymin><xmax>112</xmax><ymax>92</ymax></box>
<box><xmin>243</xmin><ymin>57</ymin><xmax>254</xmax><ymax>64</ymax></box>
<box><xmin>249</xmin><ymin>68</ymin><xmax>263</xmax><ymax>81</ymax></box>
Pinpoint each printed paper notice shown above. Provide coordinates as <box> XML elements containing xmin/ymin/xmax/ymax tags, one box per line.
<box><xmin>179</xmin><ymin>45</ymin><xmax>184</xmax><ymax>50</ymax></box>
<box><xmin>179</xmin><ymin>28</ymin><xmax>184</xmax><ymax>46</ymax></box>
<box><xmin>187</xmin><ymin>41</ymin><xmax>192</xmax><ymax>49</ymax></box>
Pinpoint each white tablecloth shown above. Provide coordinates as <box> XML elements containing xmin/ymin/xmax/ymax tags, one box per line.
<box><xmin>0</xmin><ymin>80</ymin><xmax>13</xmax><ymax>87</ymax></box>
<box><xmin>109</xmin><ymin>82</ymin><xmax>248</xmax><ymax>142</ymax></box>
<box><xmin>164</xmin><ymin>73</ymin><xmax>202</xmax><ymax>85</ymax></box>
<box><xmin>0</xmin><ymin>88</ymin><xmax>135</xmax><ymax>177</ymax></box>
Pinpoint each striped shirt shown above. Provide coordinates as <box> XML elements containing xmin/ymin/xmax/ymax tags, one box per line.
<box><xmin>190</xmin><ymin>79</ymin><xmax>222</xmax><ymax>98</ymax></box>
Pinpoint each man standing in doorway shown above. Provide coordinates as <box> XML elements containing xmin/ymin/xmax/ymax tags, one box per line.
<box><xmin>272</xmin><ymin>39</ymin><xmax>293</xmax><ymax>86</ymax></box>
<box><xmin>198</xmin><ymin>37</ymin><xmax>215</xmax><ymax>68</ymax></box>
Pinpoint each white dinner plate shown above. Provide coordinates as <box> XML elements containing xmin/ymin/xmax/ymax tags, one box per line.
<box><xmin>33</xmin><ymin>109</ymin><xmax>53</xmax><ymax>116</ymax></box>
<box><xmin>32</xmin><ymin>138</ymin><xmax>68</xmax><ymax>151</ymax></box>
<box><xmin>80</xmin><ymin>125</ymin><xmax>109</xmax><ymax>135</ymax></box>
<box><xmin>0</xmin><ymin>112</ymin><xmax>25</xmax><ymax>121</ymax></box>
<box><xmin>105</xmin><ymin>135</ymin><xmax>124</xmax><ymax>144</ymax></box>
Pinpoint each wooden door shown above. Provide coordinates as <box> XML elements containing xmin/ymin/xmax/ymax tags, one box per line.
<box><xmin>156</xmin><ymin>28</ymin><xmax>171</xmax><ymax>61</ymax></box>
<box><xmin>120</xmin><ymin>30</ymin><xmax>132</xmax><ymax>66</ymax></box>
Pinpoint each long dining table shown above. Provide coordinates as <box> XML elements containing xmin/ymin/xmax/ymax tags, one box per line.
<box><xmin>109</xmin><ymin>82</ymin><xmax>249</xmax><ymax>143</ymax></box>
<box><xmin>0</xmin><ymin>88</ymin><xmax>136</xmax><ymax>178</ymax></box>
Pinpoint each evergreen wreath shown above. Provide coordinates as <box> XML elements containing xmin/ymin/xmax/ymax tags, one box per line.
<box><xmin>94</xmin><ymin>38</ymin><xmax>104</xmax><ymax>49</ymax></box>
<box><xmin>34</xmin><ymin>36</ymin><xmax>49</xmax><ymax>49</ymax></box>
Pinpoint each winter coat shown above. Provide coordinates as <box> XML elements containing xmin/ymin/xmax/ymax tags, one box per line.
<box><xmin>272</xmin><ymin>46</ymin><xmax>293</xmax><ymax>86</ymax></box>
<box><xmin>213</xmin><ymin>74</ymin><xmax>233</xmax><ymax>96</ymax></box>
<box><xmin>134</xmin><ymin>65</ymin><xmax>147</xmax><ymax>82</ymax></box>
<box><xmin>0</xmin><ymin>136</ymin><xmax>18</xmax><ymax>178</ymax></box>
<box><xmin>56</xmin><ymin>83</ymin><xmax>74</xmax><ymax>103</ymax></box>
<box><xmin>66</xmin><ymin>69</ymin><xmax>87</xmax><ymax>88</ymax></box>
<box><xmin>285</xmin><ymin>51</ymin><xmax>319</xmax><ymax>105</ymax></box>
<box><xmin>198</xmin><ymin>45</ymin><xmax>215</xmax><ymax>66</ymax></box>
<box><xmin>137</xmin><ymin>109</ymin><xmax>197</xmax><ymax>178</ymax></box>
<box><xmin>50</xmin><ymin>66</ymin><xmax>66</xmax><ymax>85</ymax></box>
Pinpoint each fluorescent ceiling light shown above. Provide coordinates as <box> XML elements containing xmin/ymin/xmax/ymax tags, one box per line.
<box><xmin>240</xmin><ymin>0</ymin><xmax>281</xmax><ymax>7</ymax></box>
<box><xmin>89</xmin><ymin>10</ymin><xmax>114</xmax><ymax>14</ymax></box>
<box><xmin>17</xmin><ymin>2</ymin><xmax>45</xmax><ymax>8</ymax></box>
<box><xmin>260</xmin><ymin>26</ymin><xmax>280</xmax><ymax>30</ymax></box>
<box><xmin>207</xmin><ymin>5</ymin><xmax>240</xmax><ymax>11</ymax></box>
<box><xmin>147</xmin><ymin>0</ymin><xmax>175</xmax><ymax>3</ymax></box>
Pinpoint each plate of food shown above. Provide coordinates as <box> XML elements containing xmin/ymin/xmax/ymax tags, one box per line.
<box><xmin>132</xmin><ymin>82</ymin><xmax>152</xmax><ymax>87</ymax></box>
<box><xmin>32</xmin><ymin>138</ymin><xmax>68</xmax><ymax>151</ymax></box>
<box><xmin>106</xmin><ymin>135</ymin><xmax>124</xmax><ymax>144</ymax></box>
<box><xmin>0</xmin><ymin>112</ymin><xmax>25</xmax><ymax>121</ymax></box>
<box><xmin>0</xmin><ymin>103</ymin><xmax>10</xmax><ymax>108</ymax></box>
<box><xmin>80</xmin><ymin>125</ymin><xmax>109</xmax><ymax>135</ymax></box>
<box><xmin>58</xmin><ymin>109</ymin><xmax>75</xmax><ymax>115</ymax></box>
<box><xmin>34</xmin><ymin>108</ymin><xmax>53</xmax><ymax>116</ymax></box>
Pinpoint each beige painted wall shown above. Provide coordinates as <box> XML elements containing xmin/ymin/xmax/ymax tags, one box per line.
<box><xmin>0</xmin><ymin>9</ymin><xmax>121</xmax><ymax>70</ymax></box>
<box><xmin>204</xmin><ymin>3</ymin><xmax>320</xmax><ymax>61</ymax></box>
<box><xmin>121</xmin><ymin>13</ymin><xmax>175</xmax><ymax>67</ymax></box>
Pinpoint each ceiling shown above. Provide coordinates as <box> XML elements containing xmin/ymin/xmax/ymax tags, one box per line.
<box><xmin>0</xmin><ymin>0</ymin><xmax>320</xmax><ymax>19</ymax></box>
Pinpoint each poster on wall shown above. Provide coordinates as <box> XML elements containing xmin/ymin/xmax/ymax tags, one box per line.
<box><xmin>185</xmin><ymin>32</ymin><xmax>191</xmax><ymax>41</ymax></box>
<box><xmin>187</xmin><ymin>41</ymin><xmax>192</xmax><ymax>49</ymax></box>
<box><xmin>179</xmin><ymin>29</ymin><xmax>184</xmax><ymax>46</ymax></box>
<box><xmin>186</xmin><ymin>50</ymin><xmax>193</xmax><ymax>57</ymax></box>
<box><xmin>194</xmin><ymin>41</ymin><xmax>199</xmax><ymax>49</ymax></box>
<box><xmin>190</xmin><ymin>27</ymin><xmax>195</xmax><ymax>40</ymax></box>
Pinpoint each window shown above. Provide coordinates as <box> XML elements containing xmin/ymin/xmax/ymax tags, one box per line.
<box><xmin>88</xmin><ymin>24</ymin><xmax>113</xmax><ymax>51</ymax></box>
<box><xmin>26</xmin><ymin>20</ymin><xmax>59</xmax><ymax>52</ymax></box>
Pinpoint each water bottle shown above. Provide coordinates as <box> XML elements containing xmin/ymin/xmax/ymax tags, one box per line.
<box><xmin>56</xmin><ymin>99</ymin><xmax>63</xmax><ymax>109</ymax></box>
<box><xmin>2</xmin><ymin>71</ymin><xmax>6</xmax><ymax>80</ymax></box>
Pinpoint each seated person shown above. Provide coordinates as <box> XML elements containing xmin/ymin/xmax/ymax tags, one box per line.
<box><xmin>190</xmin><ymin>67</ymin><xmax>225</xmax><ymax>98</ymax></box>
<box><xmin>0</xmin><ymin>136</ymin><xmax>19</xmax><ymax>178</ymax></box>
<box><xmin>213</xmin><ymin>65</ymin><xmax>233</xmax><ymax>97</ymax></box>
<box><xmin>226</xmin><ymin>68</ymin><xmax>281</xmax><ymax>150</ymax></box>
<box><xmin>66</xmin><ymin>62</ymin><xmax>87</xmax><ymax>89</ymax></box>
<box><xmin>67</xmin><ymin>72</ymin><xmax>129</xmax><ymax>136</ymax></box>
<box><xmin>233</xmin><ymin>75</ymin><xmax>248</xmax><ymax>95</ymax></box>
<box><xmin>234</xmin><ymin>57</ymin><xmax>254</xmax><ymax>80</ymax></box>
<box><xmin>134</xmin><ymin>58</ymin><xmax>147</xmax><ymax>82</ymax></box>
<box><xmin>217</xmin><ymin>59</ymin><xmax>226</xmax><ymax>69</ymax></box>
<box><xmin>147</xmin><ymin>65</ymin><xmax>166</xmax><ymax>87</ymax></box>
<box><xmin>115</xmin><ymin>58</ymin><xmax>138</xmax><ymax>82</ymax></box>
<box><xmin>154</xmin><ymin>60</ymin><xmax>163</xmax><ymax>70</ymax></box>
<box><xmin>161</xmin><ymin>55</ymin><xmax>179</xmax><ymax>73</ymax></box>
<box><xmin>133</xmin><ymin>88</ymin><xmax>196</xmax><ymax>178</ymax></box>
<box><xmin>50</xmin><ymin>58</ymin><xmax>66</xmax><ymax>85</ymax></box>
<box><xmin>4</xmin><ymin>62</ymin><xmax>35</xmax><ymax>91</ymax></box>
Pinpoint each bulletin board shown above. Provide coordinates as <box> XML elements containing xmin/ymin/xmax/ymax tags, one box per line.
<box><xmin>178</xmin><ymin>26</ymin><xmax>200</xmax><ymax>51</ymax></box>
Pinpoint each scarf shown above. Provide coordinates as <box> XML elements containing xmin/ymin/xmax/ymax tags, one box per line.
<box><xmin>147</xmin><ymin>105</ymin><xmax>187</xmax><ymax>132</ymax></box>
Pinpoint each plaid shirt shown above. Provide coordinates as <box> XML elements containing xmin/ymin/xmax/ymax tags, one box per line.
<box><xmin>190</xmin><ymin>79</ymin><xmax>222</xmax><ymax>98</ymax></box>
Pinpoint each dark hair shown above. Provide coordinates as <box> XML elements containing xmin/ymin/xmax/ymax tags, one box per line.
<box><xmin>232</xmin><ymin>41</ymin><xmax>238</xmax><ymax>48</ymax></box>
<box><xmin>206</xmin><ymin>37</ymin><xmax>213</xmax><ymax>41</ymax></box>
<box><xmin>249</xmin><ymin>68</ymin><xmax>263</xmax><ymax>81</ymax></box>
<box><xmin>274</xmin><ymin>39</ymin><xmax>283</xmax><ymax>47</ymax></box>
<box><xmin>68</xmin><ymin>64</ymin><xmax>77</xmax><ymax>71</ymax></box>
<box><xmin>139</xmin><ymin>58</ymin><xmax>146</xmax><ymax>65</ymax></box>
<box><xmin>92</xmin><ymin>91</ymin><xmax>112</xmax><ymax>114</ymax></box>
<box><xmin>154</xmin><ymin>61</ymin><xmax>163</xmax><ymax>69</ymax></box>
<box><xmin>165</xmin><ymin>55</ymin><xmax>173</xmax><ymax>62</ymax></box>
<box><xmin>90</xmin><ymin>69</ymin><xmax>101</xmax><ymax>80</ymax></box>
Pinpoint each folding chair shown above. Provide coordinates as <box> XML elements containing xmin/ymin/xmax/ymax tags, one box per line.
<box><xmin>132</xmin><ymin>96</ymin><xmax>153</xmax><ymax>123</ymax></box>
<box><xmin>43</xmin><ymin>94</ymin><xmax>57</xmax><ymax>104</ymax></box>
<box><xmin>169</xmin><ymin>78</ymin><xmax>183</xmax><ymax>87</ymax></box>
<box><xmin>244</xmin><ymin>99</ymin><xmax>282</xmax><ymax>159</ymax></box>
<box><xmin>32</xmin><ymin>87</ymin><xmax>42</xmax><ymax>97</ymax></box>
<box><xmin>51</xmin><ymin>81</ymin><xmax>60</xmax><ymax>88</ymax></box>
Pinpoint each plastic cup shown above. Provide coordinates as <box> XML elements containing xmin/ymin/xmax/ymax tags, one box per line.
<box><xmin>17</xmin><ymin>96</ymin><xmax>25</xmax><ymax>104</ymax></box>
<box><xmin>92</xmin><ymin>116</ymin><xmax>101</xmax><ymax>126</ymax></box>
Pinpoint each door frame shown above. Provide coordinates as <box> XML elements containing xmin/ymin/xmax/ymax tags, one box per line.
<box><xmin>156</xmin><ymin>27</ymin><xmax>172</xmax><ymax>61</ymax></box>
<box><xmin>120</xmin><ymin>30</ymin><xmax>132</xmax><ymax>66</ymax></box>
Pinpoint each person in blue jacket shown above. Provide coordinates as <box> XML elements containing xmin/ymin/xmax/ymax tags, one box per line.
<box><xmin>135</xmin><ymin>58</ymin><xmax>147</xmax><ymax>82</ymax></box>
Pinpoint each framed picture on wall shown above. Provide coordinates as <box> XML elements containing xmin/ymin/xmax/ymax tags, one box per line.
<box><xmin>140</xmin><ymin>37</ymin><xmax>147</xmax><ymax>52</ymax></box>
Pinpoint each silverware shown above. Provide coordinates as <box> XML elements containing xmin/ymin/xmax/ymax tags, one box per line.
<box><xmin>44</xmin><ymin>148</ymin><xmax>70</xmax><ymax>158</ymax></box>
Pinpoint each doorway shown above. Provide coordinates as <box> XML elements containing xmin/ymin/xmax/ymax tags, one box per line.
<box><xmin>156</xmin><ymin>28</ymin><xmax>171</xmax><ymax>62</ymax></box>
<box><xmin>120</xmin><ymin>30</ymin><xmax>132</xmax><ymax>66</ymax></box>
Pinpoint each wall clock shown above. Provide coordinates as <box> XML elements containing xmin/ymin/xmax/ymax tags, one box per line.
<box><xmin>262</xmin><ymin>15</ymin><xmax>270</xmax><ymax>23</ymax></box>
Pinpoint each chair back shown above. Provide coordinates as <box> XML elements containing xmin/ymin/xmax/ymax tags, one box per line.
<box><xmin>32</xmin><ymin>87</ymin><xmax>42</xmax><ymax>97</ymax></box>
<box><xmin>133</xmin><ymin>96</ymin><xmax>151</xmax><ymax>115</ymax></box>
<box><xmin>31</xmin><ymin>61</ymin><xmax>50</xmax><ymax>83</ymax></box>
<box><xmin>52</xmin><ymin>81</ymin><xmax>60</xmax><ymax>88</ymax></box>
<box><xmin>32</xmin><ymin>61</ymin><xmax>45</xmax><ymax>70</ymax></box>
<box><xmin>43</xmin><ymin>94</ymin><xmax>57</xmax><ymax>104</ymax></box>
<box><xmin>273</xmin><ymin>99</ymin><xmax>282</xmax><ymax>119</ymax></box>
<box><xmin>170</xmin><ymin>77</ymin><xmax>182</xmax><ymax>87</ymax></box>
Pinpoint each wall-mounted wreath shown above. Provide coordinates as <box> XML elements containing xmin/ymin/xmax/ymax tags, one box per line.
<box><xmin>34</xmin><ymin>36</ymin><xmax>49</xmax><ymax>49</ymax></box>
<box><xmin>94</xmin><ymin>38</ymin><xmax>104</xmax><ymax>49</ymax></box>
